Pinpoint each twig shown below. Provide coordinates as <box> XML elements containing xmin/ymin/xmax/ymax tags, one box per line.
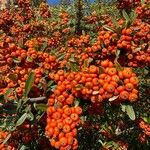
<box><xmin>29</xmin><ymin>96</ymin><xmax>47</xmax><ymax>103</ymax></box>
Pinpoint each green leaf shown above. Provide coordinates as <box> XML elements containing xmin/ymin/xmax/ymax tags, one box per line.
<box><xmin>126</xmin><ymin>105</ymin><xmax>135</xmax><ymax>120</ymax></box>
<box><xmin>41</xmin><ymin>41</ymin><xmax>48</xmax><ymax>51</ymax></box>
<box><xmin>4</xmin><ymin>88</ymin><xmax>14</xmax><ymax>100</ymax></box>
<box><xmin>103</xmin><ymin>25</ymin><xmax>115</xmax><ymax>32</ymax></box>
<box><xmin>20</xmin><ymin>145</ymin><xmax>28</xmax><ymax>150</ymax></box>
<box><xmin>26</xmin><ymin>56</ymin><xmax>33</xmax><ymax>62</ymax></box>
<box><xmin>122</xmin><ymin>10</ymin><xmax>130</xmax><ymax>22</ymax></box>
<box><xmin>34</xmin><ymin>103</ymin><xmax>48</xmax><ymax>112</ymax></box>
<box><xmin>8</xmin><ymin>73</ymin><xmax>18</xmax><ymax>81</ymax></box>
<box><xmin>18</xmin><ymin>38</ymin><xmax>24</xmax><ymax>48</ymax></box>
<box><xmin>130</xmin><ymin>10</ymin><xmax>137</xmax><ymax>23</ymax></box>
<box><xmin>47</xmin><ymin>80</ymin><xmax>54</xmax><ymax>87</ymax></box>
<box><xmin>111</xmin><ymin>18</ymin><xmax>119</xmax><ymax>29</ymax></box>
<box><xmin>122</xmin><ymin>10</ymin><xmax>130</xmax><ymax>27</ymax></box>
<box><xmin>27</xmin><ymin>111</ymin><xmax>34</xmax><ymax>121</ymax></box>
<box><xmin>23</xmin><ymin>72</ymin><xmax>35</xmax><ymax>98</ymax></box>
<box><xmin>13</xmin><ymin>58</ymin><xmax>21</xmax><ymax>63</ymax></box>
<box><xmin>121</xmin><ymin>104</ymin><xmax>126</xmax><ymax>112</ymax></box>
<box><xmin>114</xmin><ymin>60</ymin><xmax>123</xmax><ymax>71</ymax></box>
<box><xmin>115</xmin><ymin>49</ymin><xmax>120</xmax><ymax>59</ymax></box>
<box><xmin>141</xmin><ymin>0</ymin><xmax>145</xmax><ymax>4</ymax></box>
<box><xmin>3</xmin><ymin>133</ymin><xmax>11</xmax><ymax>144</ymax></box>
<box><xmin>16</xmin><ymin>113</ymin><xmax>28</xmax><ymax>127</ymax></box>
<box><xmin>70</xmin><ymin>62</ymin><xmax>79</xmax><ymax>72</ymax></box>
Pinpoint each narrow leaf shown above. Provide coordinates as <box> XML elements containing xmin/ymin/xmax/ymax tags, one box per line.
<box><xmin>114</xmin><ymin>60</ymin><xmax>123</xmax><ymax>71</ymax></box>
<box><xmin>122</xmin><ymin>10</ymin><xmax>130</xmax><ymax>22</ymax></box>
<box><xmin>109</xmin><ymin>95</ymin><xmax>119</xmax><ymax>102</ymax></box>
<box><xmin>16</xmin><ymin>113</ymin><xmax>28</xmax><ymax>127</ymax></box>
<box><xmin>13</xmin><ymin>58</ymin><xmax>21</xmax><ymax>63</ymax></box>
<box><xmin>23</xmin><ymin>72</ymin><xmax>35</xmax><ymax>98</ymax></box>
<box><xmin>8</xmin><ymin>73</ymin><xmax>18</xmax><ymax>81</ymax></box>
<box><xmin>34</xmin><ymin>103</ymin><xmax>48</xmax><ymax>112</ymax></box>
<box><xmin>3</xmin><ymin>133</ymin><xmax>11</xmax><ymax>144</ymax></box>
<box><xmin>126</xmin><ymin>105</ymin><xmax>135</xmax><ymax>120</ymax></box>
<box><xmin>103</xmin><ymin>25</ymin><xmax>115</xmax><ymax>32</ymax></box>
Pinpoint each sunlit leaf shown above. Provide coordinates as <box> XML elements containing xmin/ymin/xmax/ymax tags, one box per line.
<box><xmin>3</xmin><ymin>133</ymin><xmax>11</xmax><ymax>144</ymax></box>
<box><xmin>122</xmin><ymin>10</ymin><xmax>130</xmax><ymax>23</ymax></box>
<box><xmin>34</xmin><ymin>103</ymin><xmax>48</xmax><ymax>112</ymax></box>
<box><xmin>16</xmin><ymin>113</ymin><xmax>28</xmax><ymax>127</ymax></box>
<box><xmin>103</xmin><ymin>25</ymin><xmax>115</xmax><ymax>32</ymax></box>
<box><xmin>126</xmin><ymin>105</ymin><xmax>135</xmax><ymax>120</ymax></box>
<box><xmin>114</xmin><ymin>60</ymin><xmax>123</xmax><ymax>71</ymax></box>
<box><xmin>13</xmin><ymin>58</ymin><xmax>21</xmax><ymax>63</ymax></box>
<box><xmin>109</xmin><ymin>95</ymin><xmax>119</xmax><ymax>102</ymax></box>
<box><xmin>8</xmin><ymin>73</ymin><xmax>18</xmax><ymax>81</ymax></box>
<box><xmin>70</xmin><ymin>62</ymin><xmax>79</xmax><ymax>72</ymax></box>
<box><xmin>23</xmin><ymin>72</ymin><xmax>35</xmax><ymax>98</ymax></box>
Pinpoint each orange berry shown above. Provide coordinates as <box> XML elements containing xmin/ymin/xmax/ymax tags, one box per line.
<box><xmin>101</xmin><ymin>60</ymin><xmax>109</xmax><ymax>67</ymax></box>
<box><xmin>70</xmin><ymin>113</ymin><xmax>79</xmax><ymax>121</ymax></box>
<box><xmin>63</xmin><ymin>124</ymin><xmax>71</xmax><ymax>133</ymax></box>
<box><xmin>106</xmin><ymin>84</ymin><xmax>115</xmax><ymax>93</ymax></box>
<box><xmin>122</xmin><ymin>68</ymin><xmax>132</xmax><ymax>78</ymax></box>
<box><xmin>120</xmin><ymin>91</ymin><xmax>129</xmax><ymax>100</ymax></box>
<box><xmin>89</xmin><ymin>65</ymin><xmax>98</xmax><ymax>74</ymax></box>
<box><xmin>59</xmin><ymin>137</ymin><xmax>68</xmax><ymax>146</ymax></box>
<box><xmin>129</xmin><ymin>93</ymin><xmax>138</xmax><ymax>102</ymax></box>
<box><xmin>125</xmin><ymin>83</ymin><xmax>134</xmax><ymax>91</ymax></box>
<box><xmin>130</xmin><ymin>77</ymin><xmax>139</xmax><ymax>85</ymax></box>
<box><xmin>54</xmin><ymin>141</ymin><xmax>61</xmax><ymax>149</ymax></box>
<box><xmin>107</xmin><ymin>68</ymin><xmax>117</xmax><ymax>76</ymax></box>
<box><xmin>75</xmin><ymin>106</ymin><xmax>82</xmax><ymax>115</ymax></box>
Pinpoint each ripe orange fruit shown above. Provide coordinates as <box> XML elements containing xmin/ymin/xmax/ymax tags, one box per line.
<box><xmin>63</xmin><ymin>124</ymin><xmax>71</xmax><ymax>133</ymax></box>
<box><xmin>75</xmin><ymin>106</ymin><xmax>82</xmax><ymax>115</ymax></box>
<box><xmin>120</xmin><ymin>91</ymin><xmax>129</xmax><ymax>100</ymax></box>
<box><xmin>70</xmin><ymin>113</ymin><xmax>79</xmax><ymax>121</ymax></box>
<box><xmin>106</xmin><ymin>84</ymin><xmax>115</xmax><ymax>93</ymax></box>
<box><xmin>129</xmin><ymin>93</ymin><xmax>138</xmax><ymax>102</ymax></box>
<box><xmin>122</xmin><ymin>68</ymin><xmax>132</xmax><ymax>78</ymax></box>
<box><xmin>101</xmin><ymin>60</ymin><xmax>109</xmax><ymax>67</ymax></box>
<box><xmin>54</xmin><ymin>141</ymin><xmax>61</xmax><ymax>149</ymax></box>
<box><xmin>130</xmin><ymin>77</ymin><xmax>139</xmax><ymax>85</ymax></box>
<box><xmin>125</xmin><ymin>83</ymin><xmax>134</xmax><ymax>91</ymax></box>
<box><xmin>59</xmin><ymin>137</ymin><xmax>68</xmax><ymax>146</ymax></box>
<box><xmin>107</xmin><ymin>68</ymin><xmax>117</xmax><ymax>76</ymax></box>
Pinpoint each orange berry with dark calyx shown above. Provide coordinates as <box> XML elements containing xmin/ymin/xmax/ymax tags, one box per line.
<box><xmin>122</xmin><ymin>68</ymin><xmax>132</xmax><ymax>78</ymax></box>
<box><xmin>51</xmin><ymin>139</ymin><xmax>56</xmax><ymax>147</ymax></box>
<box><xmin>112</xmin><ymin>75</ymin><xmax>120</xmax><ymax>82</ymax></box>
<box><xmin>75</xmin><ymin>106</ymin><xmax>82</xmax><ymax>115</ymax></box>
<box><xmin>65</xmin><ymin>117</ymin><xmax>73</xmax><ymax>125</ymax></box>
<box><xmin>70</xmin><ymin>113</ymin><xmax>79</xmax><ymax>121</ymax></box>
<box><xmin>63</xmin><ymin>124</ymin><xmax>71</xmax><ymax>133</ymax></box>
<box><xmin>89</xmin><ymin>65</ymin><xmax>98</xmax><ymax>74</ymax></box>
<box><xmin>107</xmin><ymin>68</ymin><xmax>117</xmax><ymax>76</ymax></box>
<box><xmin>130</xmin><ymin>77</ymin><xmax>139</xmax><ymax>85</ymax></box>
<box><xmin>129</xmin><ymin>93</ymin><xmax>138</xmax><ymax>102</ymax></box>
<box><xmin>59</xmin><ymin>137</ymin><xmax>68</xmax><ymax>146</ymax></box>
<box><xmin>58</xmin><ymin>132</ymin><xmax>65</xmax><ymax>139</ymax></box>
<box><xmin>101</xmin><ymin>60</ymin><xmax>109</xmax><ymax>67</ymax></box>
<box><xmin>57</xmin><ymin>122</ymin><xmax>64</xmax><ymax>129</ymax></box>
<box><xmin>67</xmin><ymin>136</ymin><xmax>74</xmax><ymax>145</ymax></box>
<box><xmin>120</xmin><ymin>91</ymin><xmax>129</xmax><ymax>100</ymax></box>
<box><xmin>125</xmin><ymin>83</ymin><xmax>134</xmax><ymax>91</ymax></box>
<box><xmin>54</xmin><ymin>141</ymin><xmax>61</xmax><ymax>149</ymax></box>
<box><xmin>106</xmin><ymin>84</ymin><xmax>115</xmax><ymax>93</ymax></box>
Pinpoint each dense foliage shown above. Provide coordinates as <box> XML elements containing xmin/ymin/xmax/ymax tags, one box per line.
<box><xmin>0</xmin><ymin>0</ymin><xmax>149</xmax><ymax>149</ymax></box>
